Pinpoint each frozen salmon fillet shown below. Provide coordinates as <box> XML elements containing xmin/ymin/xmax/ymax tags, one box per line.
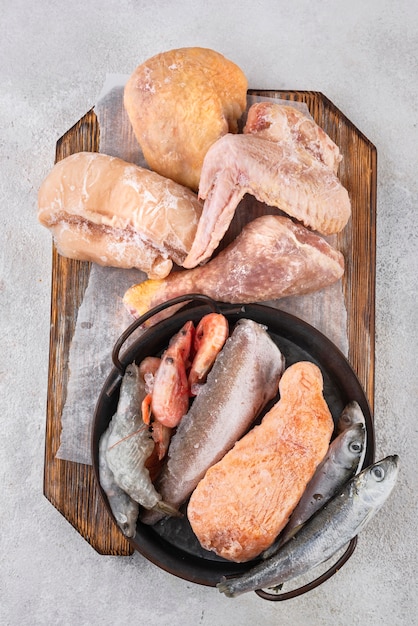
<box><xmin>187</xmin><ymin>361</ymin><xmax>334</xmax><ymax>562</ymax></box>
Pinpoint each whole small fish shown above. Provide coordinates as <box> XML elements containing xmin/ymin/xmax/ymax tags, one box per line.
<box><xmin>263</xmin><ymin>422</ymin><xmax>366</xmax><ymax>557</ymax></box>
<box><xmin>337</xmin><ymin>400</ymin><xmax>366</xmax><ymax>434</ymax></box>
<box><xmin>141</xmin><ymin>318</ymin><xmax>285</xmax><ymax>525</ymax></box>
<box><xmin>336</xmin><ymin>400</ymin><xmax>367</xmax><ymax>470</ymax></box>
<box><xmin>105</xmin><ymin>362</ymin><xmax>180</xmax><ymax>517</ymax></box>
<box><xmin>98</xmin><ymin>426</ymin><xmax>139</xmax><ymax>538</ymax></box>
<box><xmin>217</xmin><ymin>455</ymin><xmax>399</xmax><ymax>597</ymax></box>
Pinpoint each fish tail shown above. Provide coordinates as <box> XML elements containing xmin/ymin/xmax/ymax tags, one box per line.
<box><xmin>155</xmin><ymin>500</ymin><xmax>183</xmax><ymax>518</ymax></box>
<box><xmin>216</xmin><ymin>577</ymin><xmax>240</xmax><ymax>598</ymax></box>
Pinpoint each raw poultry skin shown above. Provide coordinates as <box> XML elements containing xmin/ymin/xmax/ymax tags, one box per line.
<box><xmin>123</xmin><ymin>214</ymin><xmax>344</xmax><ymax>322</ymax></box>
<box><xmin>37</xmin><ymin>152</ymin><xmax>203</xmax><ymax>279</ymax></box>
<box><xmin>124</xmin><ymin>47</ymin><xmax>248</xmax><ymax>191</ymax></box>
<box><xmin>183</xmin><ymin>133</ymin><xmax>351</xmax><ymax>268</ymax></box>
<box><xmin>244</xmin><ymin>101</ymin><xmax>342</xmax><ymax>174</ymax></box>
<box><xmin>187</xmin><ymin>361</ymin><xmax>334</xmax><ymax>562</ymax></box>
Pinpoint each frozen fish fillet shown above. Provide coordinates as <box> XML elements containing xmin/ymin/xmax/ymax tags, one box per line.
<box><xmin>141</xmin><ymin>319</ymin><xmax>285</xmax><ymax>525</ymax></box>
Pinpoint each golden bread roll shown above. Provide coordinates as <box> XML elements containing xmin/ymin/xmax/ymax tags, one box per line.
<box><xmin>37</xmin><ymin>151</ymin><xmax>203</xmax><ymax>279</ymax></box>
<box><xmin>124</xmin><ymin>47</ymin><xmax>248</xmax><ymax>190</ymax></box>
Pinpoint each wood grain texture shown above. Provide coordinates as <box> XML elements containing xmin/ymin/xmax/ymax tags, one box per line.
<box><xmin>251</xmin><ymin>91</ymin><xmax>377</xmax><ymax>404</ymax></box>
<box><xmin>43</xmin><ymin>92</ymin><xmax>376</xmax><ymax>555</ymax></box>
<box><xmin>43</xmin><ymin>109</ymin><xmax>132</xmax><ymax>555</ymax></box>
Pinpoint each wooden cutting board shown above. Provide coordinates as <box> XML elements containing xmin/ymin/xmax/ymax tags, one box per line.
<box><xmin>43</xmin><ymin>90</ymin><xmax>377</xmax><ymax>555</ymax></box>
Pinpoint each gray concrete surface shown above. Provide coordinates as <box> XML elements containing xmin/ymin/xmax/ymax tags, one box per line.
<box><xmin>1</xmin><ymin>1</ymin><xmax>417</xmax><ymax>624</ymax></box>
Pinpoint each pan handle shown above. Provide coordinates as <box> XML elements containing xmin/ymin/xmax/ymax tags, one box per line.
<box><xmin>112</xmin><ymin>293</ymin><xmax>222</xmax><ymax>372</ymax></box>
<box><xmin>253</xmin><ymin>536</ymin><xmax>357</xmax><ymax>601</ymax></box>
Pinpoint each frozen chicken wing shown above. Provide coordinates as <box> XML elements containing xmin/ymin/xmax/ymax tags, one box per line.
<box><xmin>244</xmin><ymin>101</ymin><xmax>342</xmax><ymax>174</ymax></box>
<box><xmin>183</xmin><ymin>133</ymin><xmax>351</xmax><ymax>268</ymax></box>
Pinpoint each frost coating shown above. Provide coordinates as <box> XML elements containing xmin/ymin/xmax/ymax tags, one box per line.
<box><xmin>37</xmin><ymin>151</ymin><xmax>203</xmax><ymax>278</ymax></box>
<box><xmin>140</xmin><ymin>319</ymin><xmax>285</xmax><ymax>525</ymax></box>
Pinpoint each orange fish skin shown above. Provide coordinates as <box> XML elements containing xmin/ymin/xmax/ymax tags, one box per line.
<box><xmin>187</xmin><ymin>361</ymin><xmax>334</xmax><ymax>563</ymax></box>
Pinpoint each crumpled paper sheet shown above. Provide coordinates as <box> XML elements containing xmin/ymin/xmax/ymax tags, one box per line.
<box><xmin>56</xmin><ymin>75</ymin><xmax>348</xmax><ymax>466</ymax></box>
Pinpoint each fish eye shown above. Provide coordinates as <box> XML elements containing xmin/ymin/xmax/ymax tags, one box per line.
<box><xmin>372</xmin><ymin>466</ymin><xmax>385</xmax><ymax>481</ymax></box>
<box><xmin>349</xmin><ymin>441</ymin><xmax>363</xmax><ymax>453</ymax></box>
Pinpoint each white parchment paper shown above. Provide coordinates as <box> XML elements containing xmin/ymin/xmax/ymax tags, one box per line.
<box><xmin>55</xmin><ymin>75</ymin><xmax>348</xmax><ymax>465</ymax></box>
